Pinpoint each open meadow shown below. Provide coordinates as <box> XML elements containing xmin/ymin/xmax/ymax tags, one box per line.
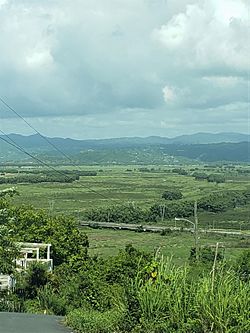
<box><xmin>83</xmin><ymin>227</ymin><xmax>250</xmax><ymax>265</ymax></box>
<box><xmin>0</xmin><ymin>163</ymin><xmax>249</xmax><ymax>265</ymax></box>
<box><xmin>1</xmin><ymin>164</ymin><xmax>249</xmax><ymax>228</ymax></box>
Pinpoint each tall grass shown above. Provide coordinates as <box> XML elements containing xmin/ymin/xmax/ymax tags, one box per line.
<box><xmin>133</xmin><ymin>257</ymin><xmax>250</xmax><ymax>332</ymax></box>
<box><xmin>195</xmin><ymin>268</ymin><xmax>250</xmax><ymax>332</ymax></box>
<box><xmin>65</xmin><ymin>256</ymin><xmax>250</xmax><ymax>332</ymax></box>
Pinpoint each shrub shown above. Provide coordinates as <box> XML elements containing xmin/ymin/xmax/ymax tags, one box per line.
<box><xmin>0</xmin><ymin>293</ymin><xmax>24</xmax><ymax>312</ymax></box>
<box><xmin>207</xmin><ymin>173</ymin><xmax>225</xmax><ymax>183</ymax></box>
<box><xmin>66</xmin><ymin>308</ymin><xmax>124</xmax><ymax>333</ymax></box>
<box><xmin>22</xmin><ymin>262</ymin><xmax>48</xmax><ymax>299</ymax></box>
<box><xmin>148</xmin><ymin>200</ymin><xmax>193</xmax><ymax>222</ymax></box>
<box><xmin>192</xmin><ymin>172</ymin><xmax>208</xmax><ymax>180</ymax></box>
<box><xmin>0</xmin><ymin>226</ymin><xmax>19</xmax><ymax>274</ymax></box>
<box><xmin>162</xmin><ymin>190</ymin><xmax>183</xmax><ymax>201</ymax></box>
<box><xmin>236</xmin><ymin>250</ymin><xmax>250</xmax><ymax>281</ymax></box>
<box><xmin>84</xmin><ymin>204</ymin><xmax>146</xmax><ymax>224</ymax></box>
<box><xmin>189</xmin><ymin>246</ymin><xmax>224</xmax><ymax>264</ymax></box>
<box><xmin>37</xmin><ymin>284</ymin><xmax>67</xmax><ymax>315</ymax></box>
<box><xmin>172</xmin><ymin>168</ymin><xmax>188</xmax><ymax>175</ymax></box>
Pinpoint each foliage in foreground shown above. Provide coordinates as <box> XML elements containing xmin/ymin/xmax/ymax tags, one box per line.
<box><xmin>0</xmin><ymin>194</ymin><xmax>250</xmax><ymax>332</ymax></box>
<box><xmin>66</xmin><ymin>308</ymin><xmax>124</xmax><ymax>333</ymax></box>
<box><xmin>0</xmin><ymin>199</ymin><xmax>89</xmax><ymax>267</ymax></box>
<box><xmin>65</xmin><ymin>254</ymin><xmax>250</xmax><ymax>333</ymax></box>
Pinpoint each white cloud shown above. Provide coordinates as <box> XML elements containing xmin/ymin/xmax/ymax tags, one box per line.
<box><xmin>154</xmin><ymin>0</ymin><xmax>248</xmax><ymax>72</ymax></box>
<box><xmin>162</xmin><ymin>85</ymin><xmax>192</xmax><ymax>106</ymax></box>
<box><xmin>0</xmin><ymin>0</ymin><xmax>248</xmax><ymax>138</ymax></box>
<box><xmin>202</xmin><ymin>76</ymin><xmax>244</xmax><ymax>88</ymax></box>
<box><xmin>26</xmin><ymin>49</ymin><xmax>54</xmax><ymax>69</ymax></box>
<box><xmin>0</xmin><ymin>0</ymin><xmax>7</xmax><ymax>7</ymax></box>
<box><xmin>162</xmin><ymin>86</ymin><xmax>176</xmax><ymax>103</ymax></box>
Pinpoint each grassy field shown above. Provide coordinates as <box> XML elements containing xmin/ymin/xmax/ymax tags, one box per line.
<box><xmin>83</xmin><ymin>227</ymin><xmax>250</xmax><ymax>265</ymax></box>
<box><xmin>1</xmin><ymin>164</ymin><xmax>249</xmax><ymax>265</ymax></box>
<box><xmin>1</xmin><ymin>165</ymin><xmax>249</xmax><ymax>230</ymax></box>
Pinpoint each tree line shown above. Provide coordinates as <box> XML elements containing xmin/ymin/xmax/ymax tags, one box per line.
<box><xmin>0</xmin><ymin>169</ymin><xmax>97</xmax><ymax>176</ymax></box>
<box><xmin>84</xmin><ymin>189</ymin><xmax>250</xmax><ymax>224</ymax></box>
<box><xmin>0</xmin><ymin>170</ymin><xmax>97</xmax><ymax>184</ymax></box>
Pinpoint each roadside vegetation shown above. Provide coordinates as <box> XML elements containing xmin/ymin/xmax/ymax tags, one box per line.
<box><xmin>0</xmin><ymin>164</ymin><xmax>249</xmax><ymax>332</ymax></box>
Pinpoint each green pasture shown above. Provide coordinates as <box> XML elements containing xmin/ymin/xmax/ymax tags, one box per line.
<box><xmin>83</xmin><ymin>227</ymin><xmax>250</xmax><ymax>265</ymax></box>
<box><xmin>0</xmin><ymin>164</ymin><xmax>249</xmax><ymax>229</ymax></box>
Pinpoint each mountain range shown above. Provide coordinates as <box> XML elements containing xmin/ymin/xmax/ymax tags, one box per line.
<box><xmin>1</xmin><ymin>131</ymin><xmax>249</xmax><ymax>147</ymax></box>
<box><xmin>0</xmin><ymin>132</ymin><xmax>249</xmax><ymax>164</ymax></box>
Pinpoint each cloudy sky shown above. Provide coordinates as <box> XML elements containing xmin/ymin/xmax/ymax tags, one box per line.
<box><xmin>0</xmin><ymin>0</ymin><xmax>249</xmax><ymax>139</ymax></box>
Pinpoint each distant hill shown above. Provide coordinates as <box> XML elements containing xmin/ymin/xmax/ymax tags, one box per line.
<box><xmin>0</xmin><ymin>132</ymin><xmax>249</xmax><ymax>164</ymax></box>
<box><xmin>1</xmin><ymin>132</ymin><xmax>250</xmax><ymax>147</ymax></box>
<box><xmin>168</xmin><ymin>132</ymin><xmax>250</xmax><ymax>144</ymax></box>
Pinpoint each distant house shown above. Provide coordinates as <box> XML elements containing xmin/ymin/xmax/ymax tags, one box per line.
<box><xmin>0</xmin><ymin>242</ymin><xmax>53</xmax><ymax>291</ymax></box>
<box><xmin>15</xmin><ymin>242</ymin><xmax>53</xmax><ymax>272</ymax></box>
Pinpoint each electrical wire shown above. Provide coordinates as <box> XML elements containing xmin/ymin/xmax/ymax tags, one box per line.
<box><xmin>0</xmin><ymin>96</ymin><xmax>112</xmax><ymax>199</ymax></box>
<box><xmin>0</xmin><ymin>128</ymin><xmax>109</xmax><ymax>200</ymax></box>
<box><xmin>0</xmin><ymin>96</ymin><xmax>124</xmax><ymax>202</ymax></box>
<box><xmin>0</xmin><ymin>96</ymin><xmax>77</xmax><ymax>164</ymax></box>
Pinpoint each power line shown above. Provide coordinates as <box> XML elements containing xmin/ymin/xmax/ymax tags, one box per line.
<box><xmin>0</xmin><ymin>96</ymin><xmax>122</xmax><ymax>202</ymax></box>
<box><xmin>0</xmin><ymin>96</ymin><xmax>117</xmax><ymax>198</ymax></box>
<box><xmin>0</xmin><ymin>96</ymin><xmax>76</xmax><ymax>164</ymax></box>
<box><xmin>0</xmin><ymin>129</ymin><xmax>56</xmax><ymax>167</ymax></box>
<box><xmin>0</xmin><ymin>128</ymin><xmax>109</xmax><ymax>200</ymax></box>
<box><xmin>0</xmin><ymin>96</ymin><xmax>111</xmax><ymax>197</ymax></box>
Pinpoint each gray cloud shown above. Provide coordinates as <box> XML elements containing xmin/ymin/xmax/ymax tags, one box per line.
<box><xmin>0</xmin><ymin>0</ymin><xmax>248</xmax><ymax>138</ymax></box>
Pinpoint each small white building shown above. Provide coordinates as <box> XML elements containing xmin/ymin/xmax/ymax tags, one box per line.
<box><xmin>0</xmin><ymin>242</ymin><xmax>53</xmax><ymax>291</ymax></box>
<box><xmin>15</xmin><ymin>242</ymin><xmax>53</xmax><ymax>272</ymax></box>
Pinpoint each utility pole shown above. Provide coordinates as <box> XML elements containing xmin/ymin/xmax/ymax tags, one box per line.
<box><xmin>160</xmin><ymin>204</ymin><xmax>166</xmax><ymax>222</ymax></box>
<box><xmin>174</xmin><ymin>200</ymin><xmax>199</xmax><ymax>261</ymax></box>
<box><xmin>48</xmin><ymin>199</ymin><xmax>55</xmax><ymax>217</ymax></box>
<box><xmin>194</xmin><ymin>201</ymin><xmax>199</xmax><ymax>260</ymax></box>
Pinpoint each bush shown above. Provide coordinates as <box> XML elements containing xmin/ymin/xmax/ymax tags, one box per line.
<box><xmin>37</xmin><ymin>284</ymin><xmax>67</xmax><ymax>315</ymax></box>
<box><xmin>22</xmin><ymin>262</ymin><xmax>48</xmax><ymax>299</ymax></box>
<box><xmin>66</xmin><ymin>308</ymin><xmax>124</xmax><ymax>333</ymax></box>
<box><xmin>192</xmin><ymin>172</ymin><xmax>208</xmax><ymax>180</ymax></box>
<box><xmin>0</xmin><ymin>293</ymin><xmax>24</xmax><ymax>312</ymax></box>
<box><xmin>236</xmin><ymin>250</ymin><xmax>250</xmax><ymax>281</ymax></box>
<box><xmin>207</xmin><ymin>173</ymin><xmax>225</xmax><ymax>183</ymax></box>
<box><xmin>189</xmin><ymin>246</ymin><xmax>224</xmax><ymax>264</ymax></box>
<box><xmin>198</xmin><ymin>190</ymin><xmax>248</xmax><ymax>213</ymax></box>
<box><xmin>84</xmin><ymin>204</ymin><xmax>146</xmax><ymax>224</ymax></box>
<box><xmin>172</xmin><ymin>168</ymin><xmax>188</xmax><ymax>175</ymax></box>
<box><xmin>162</xmin><ymin>190</ymin><xmax>183</xmax><ymax>200</ymax></box>
<box><xmin>160</xmin><ymin>228</ymin><xmax>172</xmax><ymax>236</ymax></box>
<box><xmin>148</xmin><ymin>200</ymin><xmax>194</xmax><ymax>221</ymax></box>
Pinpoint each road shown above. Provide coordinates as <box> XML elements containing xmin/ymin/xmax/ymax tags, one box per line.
<box><xmin>80</xmin><ymin>221</ymin><xmax>250</xmax><ymax>237</ymax></box>
<box><xmin>0</xmin><ymin>313</ymin><xmax>72</xmax><ymax>333</ymax></box>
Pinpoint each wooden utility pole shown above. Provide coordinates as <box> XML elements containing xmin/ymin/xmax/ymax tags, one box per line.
<box><xmin>194</xmin><ymin>200</ymin><xmax>199</xmax><ymax>260</ymax></box>
<box><xmin>160</xmin><ymin>204</ymin><xmax>166</xmax><ymax>222</ymax></box>
<box><xmin>174</xmin><ymin>200</ymin><xmax>199</xmax><ymax>261</ymax></box>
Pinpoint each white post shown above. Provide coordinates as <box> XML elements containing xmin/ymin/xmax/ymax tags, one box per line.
<box><xmin>25</xmin><ymin>252</ymin><xmax>28</xmax><ymax>269</ymax></box>
<box><xmin>36</xmin><ymin>248</ymin><xmax>39</xmax><ymax>261</ymax></box>
<box><xmin>47</xmin><ymin>245</ymin><xmax>50</xmax><ymax>260</ymax></box>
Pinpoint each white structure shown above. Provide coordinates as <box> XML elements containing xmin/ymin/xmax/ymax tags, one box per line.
<box><xmin>0</xmin><ymin>275</ymin><xmax>15</xmax><ymax>291</ymax></box>
<box><xmin>0</xmin><ymin>242</ymin><xmax>53</xmax><ymax>291</ymax></box>
<box><xmin>15</xmin><ymin>242</ymin><xmax>53</xmax><ymax>272</ymax></box>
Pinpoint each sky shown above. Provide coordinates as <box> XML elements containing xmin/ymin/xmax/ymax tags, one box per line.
<box><xmin>0</xmin><ymin>0</ymin><xmax>249</xmax><ymax>139</ymax></box>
